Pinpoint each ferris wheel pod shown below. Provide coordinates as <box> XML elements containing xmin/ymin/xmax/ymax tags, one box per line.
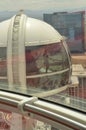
<box><xmin>0</xmin><ymin>13</ymin><xmax>72</xmax><ymax>90</ymax></box>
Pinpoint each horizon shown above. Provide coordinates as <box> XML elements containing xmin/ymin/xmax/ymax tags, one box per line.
<box><xmin>0</xmin><ymin>0</ymin><xmax>86</xmax><ymax>12</ymax></box>
<box><xmin>0</xmin><ymin>0</ymin><xmax>86</xmax><ymax>22</ymax></box>
<box><xmin>0</xmin><ymin>7</ymin><xmax>86</xmax><ymax>21</ymax></box>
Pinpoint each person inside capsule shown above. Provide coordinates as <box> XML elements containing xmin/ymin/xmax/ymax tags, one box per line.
<box><xmin>0</xmin><ymin>13</ymin><xmax>72</xmax><ymax>92</ymax></box>
<box><xmin>26</xmin><ymin>41</ymin><xmax>71</xmax><ymax>90</ymax></box>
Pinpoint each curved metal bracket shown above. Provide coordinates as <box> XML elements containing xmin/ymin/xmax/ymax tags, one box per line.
<box><xmin>18</xmin><ymin>97</ymin><xmax>38</xmax><ymax>115</ymax></box>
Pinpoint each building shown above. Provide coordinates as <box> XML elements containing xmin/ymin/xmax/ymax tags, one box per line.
<box><xmin>43</xmin><ymin>11</ymin><xmax>85</xmax><ymax>53</ymax></box>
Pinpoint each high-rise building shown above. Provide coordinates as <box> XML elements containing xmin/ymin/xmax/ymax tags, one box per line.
<box><xmin>43</xmin><ymin>11</ymin><xmax>85</xmax><ymax>53</ymax></box>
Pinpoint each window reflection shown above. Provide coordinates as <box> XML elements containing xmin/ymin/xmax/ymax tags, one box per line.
<box><xmin>25</xmin><ymin>42</ymin><xmax>70</xmax><ymax>89</ymax></box>
<box><xmin>0</xmin><ymin>47</ymin><xmax>7</xmax><ymax>76</ymax></box>
<box><xmin>0</xmin><ymin>47</ymin><xmax>8</xmax><ymax>87</ymax></box>
<box><xmin>26</xmin><ymin>43</ymin><xmax>69</xmax><ymax>75</ymax></box>
<box><xmin>0</xmin><ymin>111</ymin><xmax>62</xmax><ymax>130</ymax></box>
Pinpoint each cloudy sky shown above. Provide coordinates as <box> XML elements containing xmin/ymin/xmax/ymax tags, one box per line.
<box><xmin>0</xmin><ymin>0</ymin><xmax>86</xmax><ymax>11</ymax></box>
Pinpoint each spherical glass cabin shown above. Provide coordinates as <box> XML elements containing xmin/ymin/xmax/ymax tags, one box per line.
<box><xmin>0</xmin><ymin>13</ymin><xmax>72</xmax><ymax>91</ymax></box>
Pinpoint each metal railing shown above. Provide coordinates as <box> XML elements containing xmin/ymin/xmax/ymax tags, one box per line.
<box><xmin>0</xmin><ymin>90</ymin><xmax>86</xmax><ymax>130</ymax></box>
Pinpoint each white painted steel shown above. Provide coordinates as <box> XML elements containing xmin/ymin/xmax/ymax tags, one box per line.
<box><xmin>0</xmin><ymin>19</ymin><xmax>11</xmax><ymax>47</ymax></box>
<box><xmin>25</xmin><ymin>18</ymin><xmax>62</xmax><ymax>46</ymax></box>
<box><xmin>0</xmin><ymin>14</ymin><xmax>62</xmax><ymax>47</ymax></box>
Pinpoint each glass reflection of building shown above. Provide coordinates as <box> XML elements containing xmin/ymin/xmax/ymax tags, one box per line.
<box><xmin>0</xmin><ymin>13</ymin><xmax>72</xmax><ymax>91</ymax></box>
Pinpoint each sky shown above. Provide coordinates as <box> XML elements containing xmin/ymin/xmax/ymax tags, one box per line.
<box><xmin>0</xmin><ymin>0</ymin><xmax>86</xmax><ymax>11</ymax></box>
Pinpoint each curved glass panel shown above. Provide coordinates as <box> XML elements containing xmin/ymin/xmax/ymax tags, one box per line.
<box><xmin>26</xmin><ymin>42</ymin><xmax>71</xmax><ymax>90</ymax></box>
<box><xmin>26</xmin><ymin>43</ymin><xmax>69</xmax><ymax>75</ymax></box>
<box><xmin>0</xmin><ymin>47</ymin><xmax>8</xmax><ymax>88</ymax></box>
<box><xmin>0</xmin><ymin>47</ymin><xmax>7</xmax><ymax>76</ymax></box>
